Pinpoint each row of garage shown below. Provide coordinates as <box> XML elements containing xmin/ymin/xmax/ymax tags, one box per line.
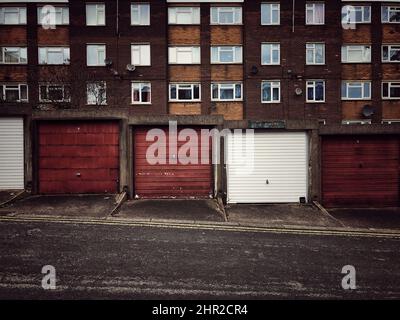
<box><xmin>0</xmin><ymin>117</ymin><xmax>399</xmax><ymax>207</ymax></box>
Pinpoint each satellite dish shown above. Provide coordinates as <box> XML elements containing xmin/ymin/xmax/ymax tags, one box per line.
<box><xmin>295</xmin><ymin>87</ymin><xmax>303</xmax><ymax>96</ymax></box>
<box><xmin>126</xmin><ymin>64</ymin><xmax>136</xmax><ymax>72</ymax></box>
<box><xmin>104</xmin><ymin>58</ymin><xmax>113</xmax><ymax>66</ymax></box>
<box><xmin>362</xmin><ymin>105</ymin><xmax>375</xmax><ymax>118</ymax></box>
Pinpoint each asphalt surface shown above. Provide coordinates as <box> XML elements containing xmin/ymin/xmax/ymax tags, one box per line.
<box><xmin>0</xmin><ymin>220</ymin><xmax>399</xmax><ymax>299</ymax></box>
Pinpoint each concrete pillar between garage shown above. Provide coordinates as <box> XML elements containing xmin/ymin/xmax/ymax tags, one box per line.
<box><xmin>309</xmin><ymin>129</ymin><xmax>321</xmax><ymax>203</ymax></box>
<box><xmin>119</xmin><ymin>119</ymin><xmax>128</xmax><ymax>194</ymax></box>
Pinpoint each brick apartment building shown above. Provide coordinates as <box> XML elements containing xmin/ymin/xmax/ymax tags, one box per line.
<box><xmin>0</xmin><ymin>0</ymin><xmax>399</xmax><ymax>208</ymax></box>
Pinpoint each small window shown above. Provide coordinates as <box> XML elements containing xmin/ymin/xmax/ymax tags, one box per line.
<box><xmin>0</xmin><ymin>7</ymin><xmax>26</xmax><ymax>25</ymax></box>
<box><xmin>39</xmin><ymin>47</ymin><xmax>70</xmax><ymax>65</ymax></box>
<box><xmin>262</xmin><ymin>81</ymin><xmax>280</xmax><ymax>103</ymax></box>
<box><xmin>169</xmin><ymin>46</ymin><xmax>200</xmax><ymax>64</ymax></box>
<box><xmin>341</xmin><ymin>45</ymin><xmax>371</xmax><ymax>63</ymax></box>
<box><xmin>261</xmin><ymin>3</ymin><xmax>280</xmax><ymax>25</ymax></box>
<box><xmin>168</xmin><ymin>7</ymin><xmax>200</xmax><ymax>25</ymax></box>
<box><xmin>86</xmin><ymin>44</ymin><xmax>106</xmax><ymax>66</ymax></box>
<box><xmin>382</xmin><ymin>45</ymin><xmax>400</xmax><ymax>62</ymax></box>
<box><xmin>0</xmin><ymin>47</ymin><xmax>27</xmax><ymax>64</ymax></box>
<box><xmin>131</xmin><ymin>3</ymin><xmax>150</xmax><ymax>25</ymax></box>
<box><xmin>37</xmin><ymin>6</ymin><xmax>69</xmax><ymax>25</ymax></box>
<box><xmin>131</xmin><ymin>44</ymin><xmax>151</xmax><ymax>66</ymax></box>
<box><xmin>382</xmin><ymin>6</ymin><xmax>400</xmax><ymax>23</ymax></box>
<box><xmin>382</xmin><ymin>82</ymin><xmax>400</xmax><ymax>99</ymax></box>
<box><xmin>211</xmin><ymin>83</ymin><xmax>242</xmax><ymax>101</ymax></box>
<box><xmin>210</xmin><ymin>7</ymin><xmax>242</xmax><ymax>25</ymax></box>
<box><xmin>306</xmin><ymin>3</ymin><xmax>325</xmax><ymax>25</ymax></box>
<box><xmin>341</xmin><ymin>81</ymin><xmax>371</xmax><ymax>100</ymax></box>
<box><xmin>132</xmin><ymin>82</ymin><xmax>151</xmax><ymax>104</ymax></box>
<box><xmin>87</xmin><ymin>82</ymin><xmax>106</xmax><ymax>105</ymax></box>
<box><xmin>0</xmin><ymin>84</ymin><xmax>28</xmax><ymax>102</ymax></box>
<box><xmin>306</xmin><ymin>80</ymin><xmax>325</xmax><ymax>102</ymax></box>
<box><xmin>261</xmin><ymin>43</ymin><xmax>280</xmax><ymax>65</ymax></box>
<box><xmin>306</xmin><ymin>43</ymin><xmax>325</xmax><ymax>65</ymax></box>
<box><xmin>39</xmin><ymin>84</ymin><xmax>70</xmax><ymax>102</ymax></box>
<box><xmin>169</xmin><ymin>83</ymin><xmax>201</xmax><ymax>102</ymax></box>
<box><xmin>86</xmin><ymin>3</ymin><xmax>105</xmax><ymax>26</ymax></box>
<box><xmin>211</xmin><ymin>46</ymin><xmax>242</xmax><ymax>64</ymax></box>
<box><xmin>342</xmin><ymin>5</ymin><xmax>371</xmax><ymax>24</ymax></box>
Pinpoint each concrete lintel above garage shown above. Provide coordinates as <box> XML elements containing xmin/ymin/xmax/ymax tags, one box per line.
<box><xmin>319</xmin><ymin>124</ymin><xmax>400</xmax><ymax>135</ymax></box>
<box><xmin>128</xmin><ymin>115</ymin><xmax>224</xmax><ymax>127</ymax></box>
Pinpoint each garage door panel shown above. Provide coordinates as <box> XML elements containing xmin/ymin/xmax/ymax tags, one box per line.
<box><xmin>40</xmin><ymin>146</ymin><xmax>119</xmax><ymax>158</ymax></box>
<box><xmin>40</xmin><ymin>181</ymin><xmax>117</xmax><ymax>194</ymax></box>
<box><xmin>39</xmin><ymin>156</ymin><xmax>119</xmax><ymax>169</ymax></box>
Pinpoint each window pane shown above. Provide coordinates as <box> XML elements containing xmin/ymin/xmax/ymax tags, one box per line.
<box><xmin>193</xmin><ymin>85</ymin><xmax>200</xmax><ymax>99</ymax></box>
<box><xmin>364</xmin><ymin>83</ymin><xmax>371</xmax><ymax>98</ymax></box>
<box><xmin>307</xmin><ymin>87</ymin><xmax>314</xmax><ymax>100</ymax></box>
<box><xmin>383</xmin><ymin>83</ymin><xmax>389</xmax><ymax>97</ymax></box>
<box><xmin>170</xmin><ymin>85</ymin><xmax>177</xmax><ymax>99</ymax></box>
<box><xmin>48</xmin><ymin>50</ymin><xmax>63</xmax><ymax>64</ymax></box>
<box><xmin>220</xmin><ymin>11</ymin><xmax>234</xmax><ymax>24</ymax></box>
<box><xmin>262</xmin><ymin>44</ymin><xmax>271</xmax><ymax>64</ymax></box>
<box><xmin>235</xmin><ymin>84</ymin><xmax>241</xmax><ymax>99</ymax></box>
<box><xmin>4</xmin><ymin>48</ymin><xmax>19</xmax><ymax>63</ymax></box>
<box><xmin>262</xmin><ymin>82</ymin><xmax>271</xmax><ymax>101</ymax></box>
<box><xmin>141</xmin><ymin>5</ymin><xmax>150</xmax><ymax>25</ymax></box>
<box><xmin>315</xmin><ymin>82</ymin><xmax>324</xmax><ymax>100</ymax></box>
<box><xmin>220</xmin><ymin>48</ymin><xmax>233</xmax><ymax>63</ymax></box>
<box><xmin>220</xmin><ymin>88</ymin><xmax>234</xmax><ymax>99</ymax></box>
<box><xmin>212</xmin><ymin>84</ymin><xmax>218</xmax><ymax>99</ymax></box>
<box><xmin>86</xmin><ymin>5</ymin><xmax>97</xmax><ymax>25</ymax></box>
<box><xmin>142</xmin><ymin>84</ymin><xmax>151</xmax><ymax>102</ymax></box>
<box><xmin>272</xmin><ymin>87</ymin><xmax>279</xmax><ymax>101</ymax></box>
<box><xmin>178</xmin><ymin>87</ymin><xmax>192</xmax><ymax>100</ymax></box>
<box><xmin>391</xmin><ymin>85</ymin><xmax>400</xmax><ymax>97</ymax></box>
<box><xmin>211</xmin><ymin>47</ymin><xmax>218</xmax><ymax>63</ymax></box>
<box><xmin>348</xmin><ymin>85</ymin><xmax>362</xmax><ymax>98</ymax></box>
<box><xmin>261</xmin><ymin>4</ymin><xmax>271</xmax><ymax>24</ymax></box>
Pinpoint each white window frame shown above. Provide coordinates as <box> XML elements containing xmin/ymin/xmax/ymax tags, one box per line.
<box><xmin>211</xmin><ymin>83</ymin><xmax>243</xmax><ymax>101</ymax></box>
<box><xmin>0</xmin><ymin>47</ymin><xmax>27</xmax><ymax>64</ymax></box>
<box><xmin>306</xmin><ymin>3</ymin><xmax>325</xmax><ymax>25</ymax></box>
<box><xmin>131</xmin><ymin>3</ymin><xmax>150</xmax><ymax>26</ymax></box>
<box><xmin>306</xmin><ymin>80</ymin><xmax>325</xmax><ymax>103</ymax></box>
<box><xmin>341</xmin><ymin>81</ymin><xmax>371</xmax><ymax>100</ymax></box>
<box><xmin>168</xmin><ymin>7</ymin><xmax>200</xmax><ymax>25</ymax></box>
<box><xmin>86</xmin><ymin>81</ymin><xmax>107</xmax><ymax>105</ymax></box>
<box><xmin>0</xmin><ymin>7</ymin><xmax>26</xmax><ymax>25</ymax></box>
<box><xmin>341</xmin><ymin>45</ymin><xmax>371</xmax><ymax>63</ymax></box>
<box><xmin>169</xmin><ymin>83</ymin><xmax>201</xmax><ymax>102</ymax></box>
<box><xmin>168</xmin><ymin>46</ymin><xmax>200</xmax><ymax>65</ymax></box>
<box><xmin>39</xmin><ymin>47</ymin><xmax>70</xmax><ymax>65</ymax></box>
<box><xmin>342</xmin><ymin>5</ymin><xmax>371</xmax><ymax>24</ymax></box>
<box><xmin>306</xmin><ymin>43</ymin><xmax>325</xmax><ymax>65</ymax></box>
<box><xmin>210</xmin><ymin>7</ymin><xmax>242</xmax><ymax>25</ymax></box>
<box><xmin>382</xmin><ymin>6</ymin><xmax>400</xmax><ymax>24</ymax></box>
<box><xmin>261</xmin><ymin>81</ymin><xmax>281</xmax><ymax>103</ymax></box>
<box><xmin>39</xmin><ymin>84</ymin><xmax>70</xmax><ymax>103</ymax></box>
<box><xmin>261</xmin><ymin>43</ymin><xmax>280</xmax><ymax>65</ymax></box>
<box><xmin>261</xmin><ymin>3</ymin><xmax>280</xmax><ymax>25</ymax></box>
<box><xmin>86</xmin><ymin>3</ymin><xmax>105</xmax><ymax>26</ymax></box>
<box><xmin>211</xmin><ymin>46</ymin><xmax>242</xmax><ymax>64</ymax></box>
<box><xmin>131</xmin><ymin>44</ymin><xmax>151</xmax><ymax>66</ymax></box>
<box><xmin>86</xmin><ymin>44</ymin><xmax>106</xmax><ymax>66</ymax></box>
<box><xmin>0</xmin><ymin>83</ymin><xmax>28</xmax><ymax>102</ymax></box>
<box><xmin>37</xmin><ymin>6</ymin><xmax>69</xmax><ymax>25</ymax></box>
<box><xmin>382</xmin><ymin>81</ymin><xmax>400</xmax><ymax>100</ymax></box>
<box><xmin>131</xmin><ymin>82</ymin><xmax>151</xmax><ymax>104</ymax></box>
<box><xmin>382</xmin><ymin>45</ymin><xmax>400</xmax><ymax>63</ymax></box>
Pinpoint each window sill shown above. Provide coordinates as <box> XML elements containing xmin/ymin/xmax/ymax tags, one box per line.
<box><xmin>262</xmin><ymin>101</ymin><xmax>281</xmax><ymax>104</ymax></box>
<box><xmin>306</xmin><ymin>101</ymin><xmax>325</xmax><ymax>104</ymax></box>
<box><xmin>169</xmin><ymin>100</ymin><xmax>202</xmax><ymax>103</ymax></box>
<box><xmin>382</xmin><ymin>97</ymin><xmax>400</xmax><ymax>100</ymax></box>
<box><xmin>211</xmin><ymin>100</ymin><xmax>243</xmax><ymax>102</ymax></box>
<box><xmin>132</xmin><ymin>103</ymin><xmax>152</xmax><ymax>105</ymax></box>
<box><xmin>342</xmin><ymin>98</ymin><xmax>372</xmax><ymax>101</ymax></box>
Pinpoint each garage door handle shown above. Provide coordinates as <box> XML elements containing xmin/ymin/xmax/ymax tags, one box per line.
<box><xmin>76</xmin><ymin>172</ymin><xmax>81</xmax><ymax>177</ymax></box>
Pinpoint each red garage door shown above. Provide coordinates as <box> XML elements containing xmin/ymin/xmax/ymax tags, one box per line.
<box><xmin>39</xmin><ymin>121</ymin><xmax>119</xmax><ymax>194</ymax></box>
<box><xmin>322</xmin><ymin>136</ymin><xmax>399</xmax><ymax>207</ymax></box>
<box><xmin>134</xmin><ymin>127</ymin><xmax>213</xmax><ymax>198</ymax></box>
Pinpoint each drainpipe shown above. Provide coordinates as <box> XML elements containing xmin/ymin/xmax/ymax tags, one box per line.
<box><xmin>292</xmin><ymin>0</ymin><xmax>295</xmax><ymax>33</ymax></box>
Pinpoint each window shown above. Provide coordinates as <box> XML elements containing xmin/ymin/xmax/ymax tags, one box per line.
<box><xmin>131</xmin><ymin>3</ymin><xmax>150</xmax><ymax>25</ymax></box>
<box><xmin>382</xmin><ymin>6</ymin><xmax>400</xmax><ymax>23</ymax></box>
<box><xmin>211</xmin><ymin>83</ymin><xmax>242</xmax><ymax>101</ymax></box>
<box><xmin>86</xmin><ymin>44</ymin><xmax>106</xmax><ymax>66</ymax></box>
<box><xmin>341</xmin><ymin>45</ymin><xmax>371</xmax><ymax>63</ymax></box>
<box><xmin>342</xmin><ymin>5</ymin><xmax>371</xmax><ymax>24</ymax></box>
<box><xmin>37</xmin><ymin>6</ymin><xmax>69</xmax><ymax>25</ymax></box>
<box><xmin>0</xmin><ymin>7</ymin><xmax>26</xmax><ymax>24</ymax></box>
<box><xmin>0</xmin><ymin>47</ymin><xmax>27</xmax><ymax>64</ymax></box>
<box><xmin>382</xmin><ymin>82</ymin><xmax>400</xmax><ymax>99</ymax></box>
<box><xmin>0</xmin><ymin>84</ymin><xmax>28</xmax><ymax>102</ymax></box>
<box><xmin>39</xmin><ymin>84</ymin><xmax>70</xmax><ymax>102</ymax></box>
<box><xmin>382</xmin><ymin>45</ymin><xmax>400</xmax><ymax>62</ymax></box>
<box><xmin>306</xmin><ymin>43</ymin><xmax>325</xmax><ymax>65</ymax></box>
<box><xmin>261</xmin><ymin>43</ymin><xmax>280</xmax><ymax>65</ymax></box>
<box><xmin>306</xmin><ymin>80</ymin><xmax>325</xmax><ymax>102</ymax></box>
<box><xmin>210</xmin><ymin>7</ymin><xmax>242</xmax><ymax>25</ymax></box>
<box><xmin>132</xmin><ymin>82</ymin><xmax>151</xmax><ymax>104</ymax></box>
<box><xmin>86</xmin><ymin>3</ymin><xmax>105</xmax><ymax>26</ymax></box>
<box><xmin>87</xmin><ymin>82</ymin><xmax>106</xmax><ymax>105</ymax></box>
<box><xmin>262</xmin><ymin>81</ymin><xmax>280</xmax><ymax>103</ymax></box>
<box><xmin>169</xmin><ymin>83</ymin><xmax>200</xmax><ymax>102</ymax></box>
<box><xmin>306</xmin><ymin>3</ymin><xmax>325</xmax><ymax>25</ymax></box>
<box><xmin>168</xmin><ymin>7</ymin><xmax>200</xmax><ymax>25</ymax></box>
<box><xmin>39</xmin><ymin>47</ymin><xmax>70</xmax><ymax>65</ymax></box>
<box><xmin>341</xmin><ymin>81</ymin><xmax>371</xmax><ymax>100</ymax></box>
<box><xmin>211</xmin><ymin>46</ymin><xmax>242</xmax><ymax>64</ymax></box>
<box><xmin>261</xmin><ymin>3</ymin><xmax>280</xmax><ymax>25</ymax></box>
<box><xmin>131</xmin><ymin>44</ymin><xmax>151</xmax><ymax>66</ymax></box>
<box><xmin>169</xmin><ymin>46</ymin><xmax>200</xmax><ymax>64</ymax></box>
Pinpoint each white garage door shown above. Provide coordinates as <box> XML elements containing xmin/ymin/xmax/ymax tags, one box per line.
<box><xmin>0</xmin><ymin>118</ymin><xmax>24</xmax><ymax>190</ymax></box>
<box><xmin>226</xmin><ymin>132</ymin><xmax>308</xmax><ymax>203</ymax></box>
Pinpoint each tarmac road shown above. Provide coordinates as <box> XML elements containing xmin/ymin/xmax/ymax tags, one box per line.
<box><xmin>0</xmin><ymin>219</ymin><xmax>399</xmax><ymax>299</ymax></box>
